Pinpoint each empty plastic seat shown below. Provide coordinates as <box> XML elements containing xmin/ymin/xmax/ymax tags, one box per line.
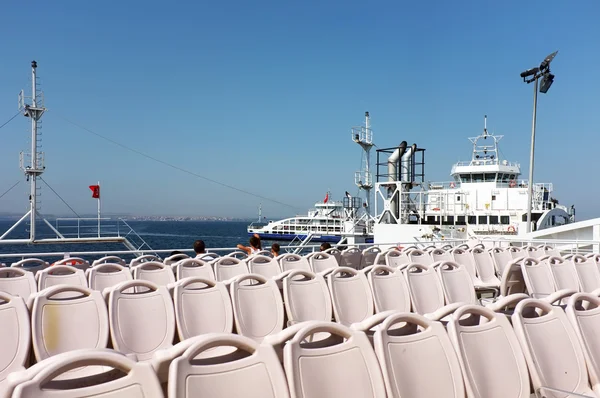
<box><xmin>214</xmin><ymin>257</ymin><xmax>249</xmax><ymax>283</ymax></box>
<box><xmin>174</xmin><ymin>258</ymin><xmax>215</xmax><ymax>281</ymax></box>
<box><xmin>92</xmin><ymin>256</ymin><xmax>127</xmax><ymax>266</ymax></box>
<box><xmin>490</xmin><ymin>247</ymin><xmax>514</xmax><ymax>275</ymax></box>
<box><xmin>324</xmin><ymin>248</ymin><xmax>342</xmax><ymax>265</ymax></box>
<box><xmin>408</xmin><ymin>249</ymin><xmax>433</xmax><ymax>266</ymax></box>
<box><xmin>471</xmin><ymin>247</ymin><xmax>501</xmax><ymax>287</ymax></box>
<box><xmin>309</xmin><ymin>252</ymin><xmax>338</xmax><ymax>273</ymax></box>
<box><xmin>226</xmin><ymin>251</ymin><xmax>248</xmax><ymax>260</ymax></box>
<box><xmin>361</xmin><ymin>246</ymin><xmax>382</xmax><ymax>268</ymax></box>
<box><xmin>230</xmin><ymin>274</ymin><xmax>284</xmax><ymax>342</ymax></box>
<box><xmin>447</xmin><ymin>305</ymin><xmax>531</xmax><ymax>398</ymax></box>
<box><xmin>538</xmin><ymin>244</ymin><xmax>562</xmax><ymax>258</ymax></box>
<box><xmin>499</xmin><ymin>258</ymin><xmax>528</xmax><ymax>297</ymax></box>
<box><xmin>52</xmin><ymin>257</ymin><xmax>90</xmax><ymax>270</ymax></box>
<box><xmin>278</xmin><ymin>253</ymin><xmax>311</xmax><ymax>273</ymax></box>
<box><xmin>0</xmin><ymin>293</ymin><xmax>30</xmax><ymax>386</ymax></box>
<box><xmin>252</xmin><ymin>250</ymin><xmax>273</xmax><ymax>258</ymax></box>
<box><xmin>572</xmin><ymin>255</ymin><xmax>600</xmax><ymax>294</ymax></box>
<box><xmin>405</xmin><ymin>263</ymin><xmax>461</xmax><ymax>320</ymax></box>
<box><xmin>0</xmin><ymin>268</ymin><xmax>37</xmax><ymax>299</ymax></box>
<box><xmin>547</xmin><ymin>255</ymin><xmax>581</xmax><ymax>293</ymax></box>
<box><xmin>283</xmin><ymin>270</ymin><xmax>332</xmax><ymax>326</ymax></box>
<box><xmin>172</xmin><ymin>277</ymin><xmax>233</xmax><ymax>340</ymax></box>
<box><xmin>283</xmin><ymin>321</ymin><xmax>386</xmax><ymax>398</ymax></box>
<box><xmin>507</xmin><ymin>246</ymin><xmax>523</xmax><ymax>259</ymax></box>
<box><xmin>340</xmin><ymin>247</ymin><xmax>362</xmax><ymax>269</ymax></box>
<box><xmin>384</xmin><ymin>249</ymin><xmax>410</xmax><ymax>269</ymax></box>
<box><xmin>436</xmin><ymin>261</ymin><xmax>478</xmax><ymax>306</ymax></box>
<box><xmin>373</xmin><ymin>312</ymin><xmax>465</xmax><ymax>398</ymax></box>
<box><xmin>521</xmin><ymin>256</ymin><xmax>575</xmax><ymax>303</ymax></box>
<box><xmin>163</xmin><ymin>253</ymin><xmax>189</xmax><ymax>265</ymax></box>
<box><xmin>522</xmin><ymin>245</ymin><xmax>542</xmax><ymax>259</ymax></box>
<box><xmin>10</xmin><ymin>258</ymin><xmax>49</xmax><ymax>275</ymax></box>
<box><xmin>196</xmin><ymin>253</ymin><xmax>220</xmax><ymax>262</ymax></box>
<box><xmin>9</xmin><ymin>349</ymin><xmax>163</xmax><ymax>398</ymax></box>
<box><xmin>37</xmin><ymin>265</ymin><xmax>87</xmax><ymax>293</ymax></box>
<box><xmin>512</xmin><ymin>299</ymin><xmax>599</xmax><ymax>397</ymax></box>
<box><xmin>132</xmin><ymin>262</ymin><xmax>176</xmax><ymax>287</ymax></box>
<box><xmin>168</xmin><ymin>334</ymin><xmax>290</xmax><ymax>398</ymax></box>
<box><xmin>366</xmin><ymin>265</ymin><xmax>411</xmax><ymax>313</ymax></box>
<box><xmin>431</xmin><ymin>248</ymin><xmax>454</xmax><ymax>263</ymax></box>
<box><xmin>30</xmin><ymin>285</ymin><xmax>109</xmax><ymax>362</ymax></box>
<box><xmin>246</xmin><ymin>255</ymin><xmax>285</xmax><ymax>279</ymax></box>
<box><xmin>327</xmin><ymin>267</ymin><xmax>374</xmax><ymax>326</ymax></box>
<box><xmin>130</xmin><ymin>254</ymin><xmax>161</xmax><ymax>267</ymax></box>
<box><xmin>87</xmin><ymin>263</ymin><xmax>133</xmax><ymax>292</ymax></box>
<box><xmin>451</xmin><ymin>248</ymin><xmax>484</xmax><ymax>286</ymax></box>
<box><xmin>107</xmin><ymin>280</ymin><xmax>175</xmax><ymax>361</ymax></box>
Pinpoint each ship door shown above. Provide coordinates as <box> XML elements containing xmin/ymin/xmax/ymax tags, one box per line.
<box><xmin>491</xmin><ymin>192</ymin><xmax>501</xmax><ymax>210</ymax></box>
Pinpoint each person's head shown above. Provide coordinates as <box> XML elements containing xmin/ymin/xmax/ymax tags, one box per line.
<box><xmin>193</xmin><ymin>240</ymin><xmax>206</xmax><ymax>254</ymax></box>
<box><xmin>249</xmin><ymin>236</ymin><xmax>261</xmax><ymax>250</ymax></box>
<box><xmin>271</xmin><ymin>243</ymin><xmax>280</xmax><ymax>256</ymax></box>
<box><xmin>170</xmin><ymin>250</ymin><xmax>183</xmax><ymax>257</ymax></box>
<box><xmin>320</xmin><ymin>242</ymin><xmax>331</xmax><ymax>251</ymax></box>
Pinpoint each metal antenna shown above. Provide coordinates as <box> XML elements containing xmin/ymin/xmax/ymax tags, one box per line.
<box><xmin>351</xmin><ymin>111</ymin><xmax>374</xmax><ymax>216</ymax></box>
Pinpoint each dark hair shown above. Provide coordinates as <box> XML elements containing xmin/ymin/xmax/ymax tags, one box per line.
<box><xmin>170</xmin><ymin>250</ymin><xmax>183</xmax><ymax>256</ymax></box>
<box><xmin>193</xmin><ymin>240</ymin><xmax>206</xmax><ymax>254</ymax></box>
<box><xmin>271</xmin><ymin>243</ymin><xmax>280</xmax><ymax>255</ymax></box>
<box><xmin>249</xmin><ymin>236</ymin><xmax>261</xmax><ymax>249</ymax></box>
<box><xmin>320</xmin><ymin>242</ymin><xmax>331</xmax><ymax>251</ymax></box>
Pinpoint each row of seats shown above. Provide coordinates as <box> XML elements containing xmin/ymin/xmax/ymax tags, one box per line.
<box><xmin>4</xmin><ymin>295</ymin><xmax>600</xmax><ymax>397</ymax></box>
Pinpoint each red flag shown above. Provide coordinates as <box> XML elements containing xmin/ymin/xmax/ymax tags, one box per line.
<box><xmin>324</xmin><ymin>193</ymin><xmax>329</xmax><ymax>203</ymax></box>
<box><xmin>89</xmin><ymin>185</ymin><xmax>100</xmax><ymax>199</ymax></box>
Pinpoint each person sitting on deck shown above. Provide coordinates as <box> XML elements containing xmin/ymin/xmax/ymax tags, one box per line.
<box><xmin>237</xmin><ymin>234</ymin><xmax>262</xmax><ymax>256</ymax></box>
<box><xmin>320</xmin><ymin>242</ymin><xmax>331</xmax><ymax>251</ymax></box>
<box><xmin>193</xmin><ymin>240</ymin><xmax>206</xmax><ymax>257</ymax></box>
<box><xmin>271</xmin><ymin>243</ymin><xmax>280</xmax><ymax>257</ymax></box>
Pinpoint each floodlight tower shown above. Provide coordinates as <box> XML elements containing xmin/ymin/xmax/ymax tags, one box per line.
<box><xmin>520</xmin><ymin>51</ymin><xmax>558</xmax><ymax>233</ymax></box>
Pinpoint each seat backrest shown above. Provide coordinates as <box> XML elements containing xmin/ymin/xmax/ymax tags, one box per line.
<box><xmin>132</xmin><ymin>261</ymin><xmax>176</xmax><ymax>287</ymax></box>
<box><xmin>91</xmin><ymin>256</ymin><xmax>127</xmax><ymax>266</ymax></box>
<box><xmin>500</xmin><ymin>258</ymin><xmax>527</xmax><ymax>297</ymax></box>
<box><xmin>572</xmin><ymin>254</ymin><xmax>600</xmax><ymax>293</ymax></box>
<box><xmin>107</xmin><ymin>280</ymin><xmax>175</xmax><ymax>361</ymax></box>
<box><xmin>471</xmin><ymin>247</ymin><xmax>499</xmax><ymax>284</ymax></box>
<box><xmin>450</xmin><ymin>248</ymin><xmax>478</xmax><ymax>279</ymax></box>
<box><xmin>436</xmin><ymin>261</ymin><xmax>477</xmax><ymax>305</ymax></box>
<box><xmin>11</xmin><ymin>349</ymin><xmax>163</xmax><ymax>398</ymax></box>
<box><xmin>366</xmin><ymin>265</ymin><xmax>411</xmax><ymax>313</ymax></box>
<box><xmin>163</xmin><ymin>253</ymin><xmax>190</xmax><ymax>265</ymax></box>
<box><xmin>37</xmin><ymin>265</ymin><xmax>87</xmax><ymax>293</ymax></box>
<box><xmin>284</xmin><ymin>321</ymin><xmax>386</xmax><ymax>398</ymax></box>
<box><xmin>173</xmin><ymin>277</ymin><xmax>233</xmax><ymax>340</ymax></box>
<box><xmin>508</xmin><ymin>246</ymin><xmax>523</xmax><ymax>259</ymax></box>
<box><xmin>52</xmin><ymin>257</ymin><xmax>91</xmax><ymax>270</ymax></box>
<box><xmin>246</xmin><ymin>255</ymin><xmax>283</xmax><ymax>279</ymax></box>
<box><xmin>277</xmin><ymin>253</ymin><xmax>311</xmax><ymax>272</ymax></box>
<box><xmin>512</xmin><ymin>299</ymin><xmax>595</xmax><ymax>397</ymax></box>
<box><xmin>0</xmin><ymin>267</ymin><xmax>37</xmax><ymax>299</ymax></box>
<box><xmin>324</xmin><ymin>248</ymin><xmax>342</xmax><ymax>264</ymax></box>
<box><xmin>361</xmin><ymin>246</ymin><xmax>382</xmax><ymax>267</ymax></box>
<box><xmin>385</xmin><ymin>249</ymin><xmax>411</xmax><ymax>269</ymax></box>
<box><xmin>10</xmin><ymin>258</ymin><xmax>49</xmax><ymax>275</ymax></box>
<box><xmin>547</xmin><ymin>255</ymin><xmax>580</xmax><ymax>292</ymax></box>
<box><xmin>520</xmin><ymin>257</ymin><xmax>557</xmax><ymax>298</ymax></box>
<box><xmin>538</xmin><ymin>244</ymin><xmax>562</xmax><ymax>258</ymax></box>
<box><xmin>230</xmin><ymin>274</ymin><xmax>284</xmax><ymax>342</ymax></box>
<box><xmin>408</xmin><ymin>249</ymin><xmax>432</xmax><ymax>266</ymax></box>
<box><xmin>196</xmin><ymin>253</ymin><xmax>220</xmax><ymax>262</ymax></box>
<box><xmin>309</xmin><ymin>252</ymin><xmax>338</xmax><ymax>273</ymax></box>
<box><xmin>404</xmin><ymin>263</ymin><xmax>445</xmax><ymax>315</ymax></box>
<box><xmin>87</xmin><ymin>263</ymin><xmax>133</xmax><ymax>292</ymax></box>
<box><xmin>213</xmin><ymin>257</ymin><xmax>249</xmax><ymax>282</ymax></box>
<box><xmin>374</xmin><ymin>312</ymin><xmax>465</xmax><ymax>398</ymax></box>
<box><xmin>283</xmin><ymin>270</ymin><xmax>332</xmax><ymax>325</ymax></box>
<box><xmin>252</xmin><ymin>250</ymin><xmax>273</xmax><ymax>258</ymax></box>
<box><xmin>129</xmin><ymin>254</ymin><xmax>161</xmax><ymax>267</ymax></box>
<box><xmin>175</xmin><ymin>258</ymin><xmax>215</xmax><ymax>281</ymax></box>
<box><xmin>340</xmin><ymin>247</ymin><xmax>362</xmax><ymax>269</ymax></box>
<box><xmin>566</xmin><ymin>293</ymin><xmax>600</xmax><ymax>389</ymax></box>
<box><xmin>523</xmin><ymin>245</ymin><xmax>542</xmax><ymax>258</ymax></box>
<box><xmin>226</xmin><ymin>251</ymin><xmax>248</xmax><ymax>260</ymax></box>
<box><xmin>490</xmin><ymin>247</ymin><xmax>514</xmax><ymax>275</ymax></box>
<box><xmin>431</xmin><ymin>248</ymin><xmax>453</xmax><ymax>263</ymax></box>
<box><xmin>327</xmin><ymin>267</ymin><xmax>374</xmax><ymax>326</ymax></box>
<box><xmin>30</xmin><ymin>285</ymin><xmax>109</xmax><ymax>362</ymax></box>
<box><xmin>169</xmin><ymin>334</ymin><xmax>290</xmax><ymax>398</ymax></box>
<box><xmin>447</xmin><ymin>305</ymin><xmax>530</xmax><ymax>398</ymax></box>
<box><xmin>0</xmin><ymin>292</ymin><xmax>30</xmax><ymax>383</ymax></box>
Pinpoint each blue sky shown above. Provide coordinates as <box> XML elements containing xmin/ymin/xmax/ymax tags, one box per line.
<box><xmin>0</xmin><ymin>0</ymin><xmax>598</xmax><ymax>219</ymax></box>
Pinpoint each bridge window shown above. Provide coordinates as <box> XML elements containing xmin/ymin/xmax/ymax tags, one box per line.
<box><xmin>460</xmin><ymin>174</ymin><xmax>471</xmax><ymax>183</ymax></box>
<box><xmin>484</xmin><ymin>173</ymin><xmax>496</xmax><ymax>182</ymax></box>
<box><xmin>478</xmin><ymin>215</ymin><xmax>487</xmax><ymax>224</ymax></box>
<box><xmin>489</xmin><ymin>215</ymin><xmax>499</xmax><ymax>224</ymax></box>
<box><xmin>468</xmin><ymin>216</ymin><xmax>476</xmax><ymax>224</ymax></box>
<box><xmin>501</xmin><ymin>173</ymin><xmax>510</xmax><ymax>183</ymax></box>
<box><xmin>501</xmin><ymin>216</ymin><xmax>510</xmax><ymax>224</ymax></box>
<box><xmin>473</xmin><ymin>174</ymin><xmax>483</xmax><ymax>182</ymax></box>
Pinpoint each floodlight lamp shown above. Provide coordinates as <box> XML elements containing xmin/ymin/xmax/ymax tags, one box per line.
<box><xmin>520</xmin><ymin>67</ymin><xmax>539</xmax><ymax>78</ymax></box>
<box><xmin>539</xmin><ymin>73</ymin><xmax>555</xmax><ymax>93</ymax></box>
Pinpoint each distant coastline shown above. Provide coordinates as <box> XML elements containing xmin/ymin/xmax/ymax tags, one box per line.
<box><xmin>0</xmin><ymin>213</ymin><xmax>256</xmax><ymax>222</ymax></box>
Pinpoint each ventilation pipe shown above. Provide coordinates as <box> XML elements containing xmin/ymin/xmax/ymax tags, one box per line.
<box><xmin>401</xmin><ymin>143</ymin><xmax>417</xmax><ymax>182</ymax></box>
<box><xmin>387</xmin><ymin>141</ymin><xmax>407</xmax><ymax>222</ymax></box>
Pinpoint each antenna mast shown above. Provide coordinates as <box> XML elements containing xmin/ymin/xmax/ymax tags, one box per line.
<box><xmin>351</xmin><ymin>111</ymin><xmax>374</xmax><ymax>215</ymax></box>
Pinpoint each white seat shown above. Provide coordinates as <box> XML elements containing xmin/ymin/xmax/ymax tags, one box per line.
<box><xmin>340</xmin><ymin>247</ymin><xmax>362</xmax><ymax>269</ymax></box>
<box><xmin>226</xmin><ymin>251</ymin><xmax>248</xmax><ymax>260</ymax></box>
<box><xmin>130</xmin><ymin>255</ymin><xmax>161</xmax><ymax>267</ymax></box>
<box><xmin>30</xmin><ymin>285</ymin><xmax>109</xmax><ymax>364</ymax></box>
<box><xmin>283</xmin><ymin>270</ymin><xmax>332</xmax><ymax>326</ymax></box>
<box><xmin>168</xmin><ymin>333</ymin><xmax>290</xmax><ymax>398</ymax></box>
<box><xmin>490</xmin><ymin>247</ymin><xmax>515</xmax><ymax>276</ymax></box>
<box><xmin>374</xmin><ymin>312</ymin><xmax>465</xmax><ymax>398</ymax></box>
<box><xmin>431</xmin><ymin>248</ymin><xmax>454</xmax><ymax>263</ymax></box>
<box><xmin>230</xmin><ymin>274</ymin><xmax>284</xmax><ymax>342</ymax></box>
<box><xmin>252</xmin><ymin>250</ymin><xmax>273</xmax><ymax>258</ymax></box>
<box><xmin>408</xmin><ymin>249</ymin><xmax>433</xmax><ymax>266</ymax></box>
<box><xmin>10</xmin><ymin>258</ymin><xmax>49</xmax><ymax>275</ymax></box>
<box><xmin>37</xmin><ymin>265</ymin><xmax>88</xmax><ymax>293</ymax></box>
<box><xmin>52</xmin><ymin>257</ymin><xmax>90</xmax><ymax>270</ymax></box>
<box><xmin>107</xmin><ymin>280</ymin><xmax>175</xmax><ymax>361</ymax></box>
<box><xmin>451</xmin><ymin>248</ymin><xmax>485</xmax><ymax>287</ymax></box>
<box><xmin>572</xmin><ymin>255</ymin><xmax>600</xmax><ymax>294</ymax></box>
<box><xmin>384</xmin><ymin>249</ymin><xmax>411</xmax><ymax>269</ymax></box>
<box><xmin>471</xmin><ymin>247</ymin><xmax>501</xmax><ymax>287</ymax></box>
<box><xmin>404</xmin><ymin>263</ymin><xmax>461</xmax><ymax>320</ymax></box>
<box><xmin>309</xmin><ymin>252</ymin><xmax>338</xmax><ymax>273</ymax></box>
<box><xmin>173</xmin><ymin>277</ymin><xmax>233</xmax><ymax>340</ymax></box>
<box><xmin>512</xmin><ymin>298</ymin><xmax>598</xmax><ymax>397</ymax></box>
<box><xmin>523</xmin><ymin>245</ymin><xmax>542</xmax><ymax>259</ymax></box>
<box><xmin>163</xmin><ymin>253</ymin><xmax>189</xmax><ymax>265</ymax></box>
<box><xmin>0</xmin><ymin>293</ymin><xmax>30</xmax><ymax>387</ymax></box>
<box><xmin>324</xmin><ymin>248</ymin><xmax>342</xmax><ymax>265</ymax></box>
<box><xmin>539</xmin><ymin>244</ymin><xmax>562</xmax><ymax>258</ymax></box>
<box><xmin>246</xmin><ymin>255</ymin><xmax>285</xmax><ymax>280</ymax></box>
<box><xmin>87</xmin><ymin>263</ymin><xmax>133</xmax><ymax>292</ymax></box>
<box><xmin>508</xmin><ymin>246</ymin><xmax>524</xmax><ymax>259</ymax></box>
<box><xmin>547</xmin><ymin>255</ymin><xmax>581</xmax><ymax>293</ymax></box>
<box><xmin>436</xmin><ymin>261</ymin><xmax>478</xmax><ymax>306</ymax></box>
<box><xmin>365</xmin><ymin>265</ymin><xmax>411</xmax><ymax>313</ymax></box>
<box><xmin>132</xmin><ymin>261</ymin><xmax>176</xmax><ymax>287</ymax></box>
<box><xmin>447</xmin><ymin>305</ymin><xmax>531</xmax><ymax>398</ymax></box>
<box><xmin>9</xmin><ymin>349</ymin><xmax>163</xmax><ymax>398</ymax></box>
<box><xmin>521</xmin><ymin>256</ymin><xmax>575</xmax><ymax>304</ymax></box>
<box><xmin>213</xmin><ymin>257</ymin><xmax>249</xmax><ymax>283</ymax></box>
<box><xmin>283</xmin><ymin>321</ymin><xmax>386</xmax><ymax>398</ymax></box>
<box><xmin>196</xmin><ymin>253</ymin><xmax>220</xmax><ymax>262</ymax></box>
<box><xmin>0</xmin><ymin>268</ymin><xmax>37</xmax><ymax>300</ymax></box>
<box><xmin>175</xmin><ymin>258</ymin><xmax>215</xmax><ymax>281</ymax></box>
<box><xmin>361</xmin><ymin>246</ymin><xmax>382</xmax><ymax>268</ymax></box>
<box><xmin>92</xmin><ymin>256</ymin><xmax>127</xmax><ymax>266</ymax></box>
<box><xmin>327</xmin><ymin>267</ymin><xmax>374</xmax><ymax>326</ymax></box>
<box><xmin>278</xmin><ymin>253</ymin><xmax>311</xmax><ymax>273</ymax></box>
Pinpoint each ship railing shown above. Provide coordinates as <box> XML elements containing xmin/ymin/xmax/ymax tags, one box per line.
<box><xmin>452</xmin><ymin>160</ymin><xmax>521</xmax><ymax>168</ymax></box>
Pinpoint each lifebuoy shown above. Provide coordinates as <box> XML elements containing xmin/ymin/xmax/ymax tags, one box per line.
<box><xmin>507</xmin><ymin>226</ymin><xmax>516</xmax><ymax>233</ymax></box>
<box><xmin>509</xmin><ymin>180</ymin><xmax>517</xmax><ymax>188</ymax></box>
<box><xmin>449</xmin><ymin>182</ymin><xmax>455</xmax><ymax>188</ymax></box>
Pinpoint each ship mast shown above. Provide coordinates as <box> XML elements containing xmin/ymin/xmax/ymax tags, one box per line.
<box><xmin>352</xmin><ymin>111</ymin><xmax>374</xmax><ymax>216</ymax></box>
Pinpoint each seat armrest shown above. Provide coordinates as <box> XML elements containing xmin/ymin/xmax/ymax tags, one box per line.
<box><xmin>542</xmin><ymin>289</ymin><xmax>577</xmax><ymax>305</ymax></box>
<box><xmin>425</xmin><ymin>302</ymin><xmax>464</xmax><ymax>321</ymax></box>
<box><xmin>350</xmin><ymin>311</ymin><xmax>399</xmax><ymax>333</ymax></box>
<box><xmin>486</xmin><ymin>293</ymin><xmax>529</xmax><ymax>312</ymax></box>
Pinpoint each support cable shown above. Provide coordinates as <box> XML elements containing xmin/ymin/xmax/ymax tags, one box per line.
<box><xmin>39</xmin><ymin>177</ymin><xmax>81</xmax><ymax>218</ymax></box>
<box><xmin>0</xmin><ymin>181</ymin><xmax>20</xmax><ymax>200</ymax></box>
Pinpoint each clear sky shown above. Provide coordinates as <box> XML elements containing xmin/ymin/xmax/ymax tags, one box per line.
<box><xmin>0</xmin><ymin>0</ymin><xmax>598</xmax><ymax>220</ymax></box>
